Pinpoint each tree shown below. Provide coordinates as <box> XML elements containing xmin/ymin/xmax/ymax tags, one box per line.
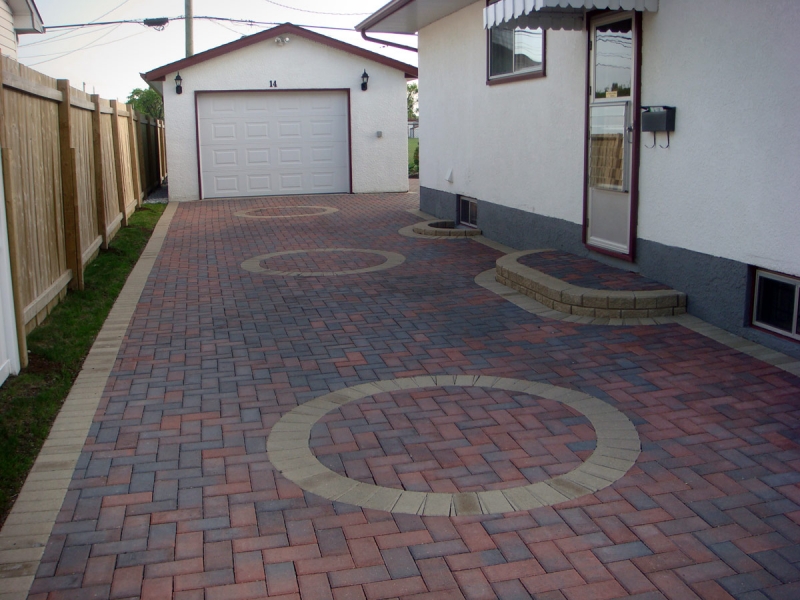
<box><xmin>407</xmin><ymin>82</ymin><xmax>418</xmax><ymax>121</ymax></box>
<box><xmin>127</xmin><ymin>87</ymin><xmax>164</xmax><ymax>120</ymax></box>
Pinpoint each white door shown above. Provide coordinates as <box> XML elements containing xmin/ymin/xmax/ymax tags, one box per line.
<box><xmin>585</xmin><ymin>14</ymin><xmax>638</xmax><ymax>257</ymax></box>
<box><xmin>197</xmin><ymin>91</ymin><xmax>350</xmax><ymax>199</ymax></box>
<box><xmin>0</xmin><ymin>148</ymin><xmax>20</xmax><ymax>387</ymax></box>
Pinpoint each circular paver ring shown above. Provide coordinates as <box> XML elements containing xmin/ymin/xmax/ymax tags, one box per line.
<box><xmin>241</xmin><ymin>248</ymin><xmax>405</xmax><ymax>277</ymax></box>
<box><xmin>267</xmin><ymin>375</ymin><xmax>641</xmax><ymax>516</ymax></box>
<box><xmin>234</xmin><ymin>206</ymin><xmax>339</xmax><ymax>219</ymax></box>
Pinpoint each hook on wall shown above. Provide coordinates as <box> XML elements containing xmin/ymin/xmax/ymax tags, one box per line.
<box><xmin>641</xmin><ymin>106</ymin><xmax>676</xmax><ymax>150</ymax></box>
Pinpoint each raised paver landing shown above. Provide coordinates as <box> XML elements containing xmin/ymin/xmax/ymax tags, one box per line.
<box><xmin>1</xmin><ymin>190</ymin><xmax>799</xmax><ymax>600</ymax></box>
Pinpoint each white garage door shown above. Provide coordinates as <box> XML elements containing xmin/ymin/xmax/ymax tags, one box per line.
<box><xmin>197</xmin><ymin>91</ymin><xmax>350</xmax><ymax>199</ymax></box>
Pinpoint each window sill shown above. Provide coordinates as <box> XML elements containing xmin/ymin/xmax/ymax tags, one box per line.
<box><xmin>487</xmin><ymin>69</ymin><xmax>545</xmax><ymax>86</ymax></box>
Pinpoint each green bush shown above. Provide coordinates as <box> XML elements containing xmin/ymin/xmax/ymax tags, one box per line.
<box><xmin>413</xmin><ymin>144</ymin><xmax>419</xmax><ymax>166</ymax></box>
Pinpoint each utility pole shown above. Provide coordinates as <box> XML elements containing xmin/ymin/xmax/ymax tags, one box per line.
<box><xmin>185</xmin><ymin>0</ymin><xmax>193</xmax><ymax>57</ymax></box>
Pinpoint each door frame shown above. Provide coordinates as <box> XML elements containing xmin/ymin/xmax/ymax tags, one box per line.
<box><xmin>582</xmin><ymin>10</ymin><xmax>643</xmax><ymax>262</ymax></box>
<box><xmin>194</xmin><ymin>88</ymin><xmax>353</xmax><ymax>200</ymax></box>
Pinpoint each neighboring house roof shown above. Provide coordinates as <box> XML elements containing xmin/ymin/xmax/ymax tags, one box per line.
<box><xmin>8</xmin><ymin>0</ymin><xmax>44</xmax><ymax>34</ymax></box>
<box><xmin>144</xmin><ymin>22</ymin><xmax>418</xmax><ymax>82</ymax></box>
<box><xmin>356</xmin><ymin>0</ymin><xmax>475</xmax><ymax>34</ymax></box>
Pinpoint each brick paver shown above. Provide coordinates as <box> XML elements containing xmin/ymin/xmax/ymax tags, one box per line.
<box><xmin>14</xmin><ymin>187</ymin><xmax>800</xmax><ymax>599</ymax></box>
<box><xmin>518</xmin><ymin>250</ymin><xmax>670</xmax><ymax>291</ymax></box>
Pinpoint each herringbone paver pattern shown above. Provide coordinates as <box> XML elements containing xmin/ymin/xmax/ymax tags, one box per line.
<box><xmin>518</xmin><ymin>250</ymin><xmax>670</xmax><ymax>291</ymax></box>
<box><xmin>23</xmin><ymin>188</ymin><xmax>800</xmax><ymax>600</ymax></box>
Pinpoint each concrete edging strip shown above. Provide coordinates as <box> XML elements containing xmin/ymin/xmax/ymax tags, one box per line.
<box><xmin>0</xmin><ymin>202</ymin><xmax>179</xmax><ymax>600</ymax></box>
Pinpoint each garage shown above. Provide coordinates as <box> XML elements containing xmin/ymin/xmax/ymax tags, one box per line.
<box><xmin>197</xmin><ymin>90</ymin><xmax>350</xmax><ymax>199</ymax></box>
<box><xmin>144</xmin><ymin>23</ymin><xmax>417</xmax><ymax>201</ymax></box>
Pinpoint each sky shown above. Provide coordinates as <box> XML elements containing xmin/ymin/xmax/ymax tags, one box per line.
<box><xmin>19</xmin><ymin>0</ymin><xmax>418</xmax><ymax>102</ymax></box>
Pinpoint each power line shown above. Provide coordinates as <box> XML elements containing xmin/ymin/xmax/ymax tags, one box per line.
<box><xmin>27</xmin><ymin>25</ymin><xmax>123</xmax><ymax>66</ymax></box>
<box><xmin>20</xmin><ymin>0</ymin><xmax>135</xmax><ymax>46</ymax></box>
<box><xmin>25</xmin><ymin>16</ymin><xmax>366</xmax><ymax>34</ymax></box>
<box><xmin>261</xmin><ymin>0</ymin><xmax>371</xmax><ymax>16</ymax></box>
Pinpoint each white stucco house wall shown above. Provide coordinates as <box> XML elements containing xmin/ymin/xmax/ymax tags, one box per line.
<box><xmin>0</xmin><ymin>0</ymin><xmax>43</xmax><ymax>59</ymax></box>
<box><xmin>358</xmin><ymin>0</ymin><xmax>800</xmax><ymax>358</ymax></box>
<box><xmin>0</xmin><ymin>0</ymin><xmax>42</xmax><ymax>387</ymax></box>
<box><xmin>144</xmin><ymin>23</ymin><xmax>418</xmax><ymax>201</ymax></box>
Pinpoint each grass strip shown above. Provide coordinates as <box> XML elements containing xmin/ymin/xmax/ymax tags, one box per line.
<box><xmin>0</xmin><ymin>203</ymin><xmax>166</xmax><ymax>527</ymax></box>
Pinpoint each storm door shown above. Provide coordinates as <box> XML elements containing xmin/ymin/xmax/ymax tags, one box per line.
<box><xmin>585</xmin><ymin>14</ymin><xmax>639</xmax><ymax>258</ymax></box>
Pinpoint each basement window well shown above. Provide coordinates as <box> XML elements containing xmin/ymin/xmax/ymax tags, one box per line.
<box><xmin>459</xmin><ymin>196</ymin><xmax>478</xmax><ymax>228</ymax></box>
<box><xmin>753</xmin><ymin>269</ymin><xmax>800</xmax><ymax>341</ymax></box>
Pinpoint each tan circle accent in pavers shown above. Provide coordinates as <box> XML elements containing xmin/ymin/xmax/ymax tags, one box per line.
<box><xmin>234</xmin><ymin>206</ymin><xmax>339</xmax><ymax>219</ymax></box>
<box><xmin>267</xmin><ymin>376</ymin><xmax>640</xmax><ymax>516</ymax></box>
<box><xmin>241</xmin><ymin>248</ymin><xmax>405</xmax><ymax>277</ymax></box>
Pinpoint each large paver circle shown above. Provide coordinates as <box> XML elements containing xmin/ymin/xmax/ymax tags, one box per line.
<box><xmin>234</xmin><ymin>206</ymin><xmax>339</xmax><ymax>219</ymax></box>
<box><xmin>267</xmin><ymin>376</ymin><xmax>641</xmax><ymax>516</ymax></box>
<box><xmin>241</xmin><ymin>248</ymin><xmax>405</xmax><ymax>277</ymax></box>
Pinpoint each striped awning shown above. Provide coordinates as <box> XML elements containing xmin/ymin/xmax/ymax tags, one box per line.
<box><xmin>484</xmin><ymin>0</ymin><xmax>659</xmax><ymax>31</ymax></box>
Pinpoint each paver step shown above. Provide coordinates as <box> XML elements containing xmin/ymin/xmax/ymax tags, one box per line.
<box><xmin>496</xmin><ymin>249</ymin><xmax>687</xmax><ymax>318</ymax></box>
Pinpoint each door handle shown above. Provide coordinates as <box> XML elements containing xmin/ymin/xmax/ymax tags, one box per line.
<box><xmin>626</xmin><ymin>125</ymin><xmax>635</xmax><ymax>144</ymax></box>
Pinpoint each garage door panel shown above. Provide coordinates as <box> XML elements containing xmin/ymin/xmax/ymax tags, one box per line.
<box><xmin>245</xmin><ymin>122</ymin><xmax>270</xmax><ymax>140</ymax></box>
<box><xmin>202</xmin><ymin>96</ymin><xmax>237</xmax><ymax>117</ymax></box>
<box><xmin>198</xmin><ymin>91</ymin><xmax>349</xmax><ymax>198</ymax></box>
<box><xmin>277</xmin><ymin>120</ymin><xmax>302</xmax><ymax>139</ymax></box>
<box><xmin>246</xmin><ymin>174</ymin><xmax>272</xmax><ymax>193</ymax></box>
<box><xmin>212</xmin><ymin>175</ymin><xmax>241</xmax><ymax>194</ymax></box>
<box><xmin>279</xmin><ymin>173</ymin><xmax>304</xmax><ymax>191</ymax></box>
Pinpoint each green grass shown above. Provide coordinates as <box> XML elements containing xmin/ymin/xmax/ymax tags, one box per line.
<box><xmin>408</xmin><ymin>137</ymin><xmax>419</xmax><ymax>162</ymax></box>
<box><xmin>408</xmin><ymin>138</ymin><xmax>419</xmax><ymax>176</ymax></box>
<box><xmin>0</xmin><ymin>203</ymin><xmax>166</xmax><ymax>527</ymax></box>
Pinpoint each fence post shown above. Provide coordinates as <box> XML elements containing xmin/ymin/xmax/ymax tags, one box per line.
<box><xmin>0</xmin><ymin>60</ymin><xmax>27</xmax><ymax>368</ymax></box>
<box><xmin>91</xmin><ymin>94</ymin><xmax>109</xmax><ymax>249</ymax></box>
<box><xmin>57</xmin><ymin>80</ymin><xmax>84</xmax><ymax>290</ymax></box>
<box><xmin>109</xmin><ymin>99</ymin><xmax>128</xmax><ymax>227</ymax></box>
<box><xmin>126</xmin><ymin>104</ymin><xmax>142</xmax><ymax>207</ymax></box>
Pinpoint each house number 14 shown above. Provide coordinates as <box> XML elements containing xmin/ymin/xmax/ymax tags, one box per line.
<box><xmin>269</xmin><ymin>80</ymin><xmax>278</xmax><ymax>88</ymax></box>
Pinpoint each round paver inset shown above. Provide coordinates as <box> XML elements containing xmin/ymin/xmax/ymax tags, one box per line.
<box><xmin>241</xmin><ymin>248</ymin><xmax>405</xmax><ymax>277</ymax></box>
<box><xmin>267</xmin><ymin>376</ymin><xmax>641</xmax><ymax>516</ymax></box>
<box><xmin>234</xmin><ymin>205</ymin><xmax>339</xmax><ymax>219</ymax></box>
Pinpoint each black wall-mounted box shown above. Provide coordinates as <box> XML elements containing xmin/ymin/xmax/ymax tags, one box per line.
<box><xmin>641</xmin><ymin>106</ymin><xmax>676</xmax><ymax>132</ymax></box>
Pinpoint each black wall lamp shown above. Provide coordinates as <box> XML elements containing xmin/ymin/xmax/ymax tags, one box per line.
<box><xmin>361</xmin><ymin>70</ymin><xmax>369</xmax><ymax>91</ymax></box>
<box><xmin>175</xmin><ymin>72</ymin><xmax>183</xmax><ymax>95</ymax></box>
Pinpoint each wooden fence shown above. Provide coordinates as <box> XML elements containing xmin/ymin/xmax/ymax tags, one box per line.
<box><xmin>0</xmin><ymin>55</ymin><xmax>166</xmax><ymax>368</ymax></box>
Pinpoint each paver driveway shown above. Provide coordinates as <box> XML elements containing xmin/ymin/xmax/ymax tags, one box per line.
<box><xmin>19</xmin><ymin>188</ymin><xmax>800</xmax><ymax>599</ymax></box>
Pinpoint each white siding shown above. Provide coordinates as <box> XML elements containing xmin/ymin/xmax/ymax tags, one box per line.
<box><xmin>419</xmin><ymin>0</ymin><xmax>800</xmax><ymax>278</ymax></box>
<box><xmin>0</xmin><ymin>1</ymin><xmax>18</xmax><ymax>60</ymax></box>
<box><xmin>163</xmin><ymin>35</ymin><xmax>409</xmax><ymax>201</ymax></box>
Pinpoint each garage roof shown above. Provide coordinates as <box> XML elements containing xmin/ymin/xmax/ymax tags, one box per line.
<box><xmin>144</xmin><ymin>22</ymin><xmax>418</xmax><ymax>82</ymax></box>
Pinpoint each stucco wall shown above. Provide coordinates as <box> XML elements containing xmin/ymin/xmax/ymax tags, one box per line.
<box><xmin>638</xmin><ymin>0</ymin><xmax>800</xmax><ymax>278</ymax></box>
<box><xmin>162</xmin><ymin>35</ymin><xmax>409</xmax><ymax>201</ymax></box>
<box><xmin>418</xmin><ymin>1</ymin><xmax>587</xmax><ymax>225</ymax></box>
<box><xmin>419</xmin><ymin>0</ymin><xmax>800</xmax><ymax>279</ymax></box>
<box><xmin>0</xmin><ymin>1</ymin><xmax>18</xmax><ymax>60</ymax></box>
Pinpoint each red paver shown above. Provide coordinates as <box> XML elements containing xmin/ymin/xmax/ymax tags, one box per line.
<box><xmin>23</xmin><ymin>189</ymin><xmax>800</xmax><ymax>600</ymax></box>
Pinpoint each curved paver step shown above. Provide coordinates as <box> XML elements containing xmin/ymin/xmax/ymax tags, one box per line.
<box><xmin>496</xmin><ymin>249</ymin><xmax>687</xmax><ymax>319</ymax></box>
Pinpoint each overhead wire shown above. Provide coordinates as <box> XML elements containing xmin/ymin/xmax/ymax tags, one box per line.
<box><xmin>27</xmin><ymin>24</ymin><xmax>124</xmax><ymax>66</ymax></box>
<box><xmin>261</xmin><ymin>0</ymin><xmax>371</xmax><ymax>16</ymax></box>
<box><xmin>20</xmin><ymin>0</ymin><xmax>136</xmax><ymax>47</ymax></box>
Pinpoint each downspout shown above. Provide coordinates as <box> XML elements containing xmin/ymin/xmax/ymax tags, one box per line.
<box><xmin>360</xmin><ymin>29</ymin><xmax>418</xmax><ymax>53</ymax></box>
